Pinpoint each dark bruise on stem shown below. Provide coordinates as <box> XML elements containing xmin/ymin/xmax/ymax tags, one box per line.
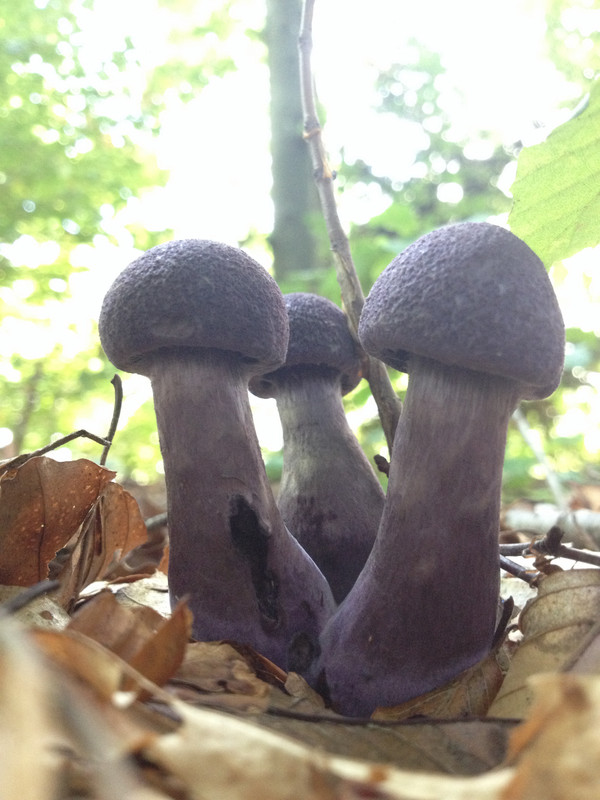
<box><xmin>298</xmin><ymin>0</ymin><xmax>401</xmax><ymax>453</ymax></box>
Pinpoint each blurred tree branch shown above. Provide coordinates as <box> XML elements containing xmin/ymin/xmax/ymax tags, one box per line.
<box><xmin>298</xmin><ymin>0</ymin><xmax>401</xmax><ymax>452</ymax></box>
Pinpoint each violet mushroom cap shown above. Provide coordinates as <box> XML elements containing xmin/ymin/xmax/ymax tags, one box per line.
<box><xmin>99</xmin><ymin>240</ymin><xmax>336</xmax><ymax>676</ymax></box>
<box><xmin>317</xmin><ymin>222</ymin><xmax>565</xmax><ymax>716</ymax></box>
<box><xmin>250</xmin><ymin>293</ymin><xmax>385</xmax><ymax>602</ymax></box>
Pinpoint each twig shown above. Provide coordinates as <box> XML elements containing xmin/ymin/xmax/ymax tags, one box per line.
<box><xmin>500</xmin><ymin>555</ymin><xmax>538</xmax><ymax>584</ymax></box>
<box><xmin>0</xmin><ymin>430</ymin><xmax>110</xmax><ymax>474</ymax></box>
<box><xmin>530</xmin><ymin>525</ymin><xmax>600</xmax><ymax>567</ymax></box>
<box><xmin>0</xmin><ymin>580</ymin><xmax>60</xmax><ymax>617</ymax></box>
<box><xmin>502</xmin><ymin>506</ymin><xmax>600</xmax><ymax>550</ymax></box>
<box><xmin>500</xmin><ymin>528</ymin><xmax>600</xmax><ymax>568</ymax></box>
<box><xmin>0</xmin><ymin>376</ymin><xmax>122</xmax><ymax>475</ymax></box>
<box><xmin>499</xmin><ymin>542</ymin><xmax>532</xmax><ymax>556</ymax></box>
<box><xmin>145</xmin><ymin>512</ymin><xmax>169</xmax><ymax>531</ymax></box>
<box><xmin>100</xmin><ymin>374</ymin><xmax>123</xmax><ymax>466</ymax></box>
<box><xmin>512</xmin><ymin>406</ymin><xmax>567</xmax><ymax>509</ymax></box>
<box><xmin>298</xmin><ymin>0</ymin><xmax>401</xmax><ymax>453</ymax></box>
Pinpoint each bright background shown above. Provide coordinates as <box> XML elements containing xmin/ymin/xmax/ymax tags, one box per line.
<box><xmin>1</xmin><ymin>0</ymin><xmax>599</xmax><ymax>505</ymax></box>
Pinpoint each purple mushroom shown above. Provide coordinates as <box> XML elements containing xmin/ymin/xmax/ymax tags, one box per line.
<box><xmin>249</xmin><ymin>293</ymin><xmax>385</xmax><ymax>602</ymax></box>
<box><xmin>99</xmin><ymin>240</ymin><xmax>336</xmax><ymax>676</ymax></box>
<box><xmin>317</xmin><ymin>222</ymin><xmax>565</xmax><ymax>716</ymax></box>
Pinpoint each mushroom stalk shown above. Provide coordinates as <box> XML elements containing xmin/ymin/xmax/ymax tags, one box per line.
<box><xmin>318</xmin><ymin>356</ymin><xmax>520</xmax><ymax>716</ymax></box>
<box><xmin>150</xmin><ymin>349</ymin><xmax>336</xmax><ymax>676</ymax></box>
<box><xmin>275</xmin><ymin>370</ymin><xmax>384</xmax><ymax>601</ymax></box>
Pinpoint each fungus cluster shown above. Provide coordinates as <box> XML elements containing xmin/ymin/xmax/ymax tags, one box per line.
<box><xmin>99</xmin><ymin>222</ymin><xmax>565</xmax><ymax>716</ymax></box>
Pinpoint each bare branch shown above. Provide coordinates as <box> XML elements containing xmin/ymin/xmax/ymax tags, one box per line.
<box><xmin>0</xmin><ymin>376</ymin><xmax>123</xmax><ymax>475</ymax></box>
<box><xmin>100</xmin><ymin>374</ymin><xmax>123</xmax><ymax>466</ymax></box>
<box><xmin>298</xmin><ymin>0</ymin><xmax>401</xmax><ymax>452</ymax></box>
<box><xmin>502</xmin><ymin>505</ymin><xmax>600</xmax><ymax>551</ymax></box>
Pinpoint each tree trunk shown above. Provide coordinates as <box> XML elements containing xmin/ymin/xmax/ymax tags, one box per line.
<box><xmin>265</xmin><ymin>0</ymin><xmax>324</xmax><ymax>281</ymax></box>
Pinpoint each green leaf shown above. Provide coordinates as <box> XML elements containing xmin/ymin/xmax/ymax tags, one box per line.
<box><xmin>509</xmin><ymin>80</ymin><xmax>600</xmax><ymax>266</ymax></box>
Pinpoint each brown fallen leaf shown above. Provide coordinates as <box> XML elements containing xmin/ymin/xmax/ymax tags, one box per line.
<box><xmin>0</xmin><ymin>619</ymin><xmax>61</xmax><ymax>799</ymax></box>
<box><xmin>502</xmin><ymin>673</ymin><xmax>600</xmax><ymax>799</ymax></box>
<box><xmin>372</xmin><ymin>649</ymin><xmax>506</xmax><ymax>722</ymax></box>
<box><xmin>144</xmin><ymin>695</ymin><xmax>515</xmax><ymax>800</ymax></box>
<box><xmin>16</xmin><ymin>616</ymin><xmax>600</xmax><ymax>800</ymax></box>
<box><xmin>566</xmin><ymin>615</ymin><xmax>600</xmax><ymax>674</ymax></box>
<box><xmin>112</xmin><ymin>571</ymin><xmax>171</xmax><ymax>618</ymax></box>
<box><xmin>103</xmin><ymin>523</ymin><xmax>168</xmax><ymax>580</ymax></box>
<box><xmin>69</xmin><ymin>588</ymin><xmax>165</xmax><ymax>661</ymax></box>
<box><xmin>254</xmin><ymin>712</ymin><xmax>515</xmax><ymax>776</ymax></box>
<box><xmin>0</xmin><ymin>585</ymin><xmax>70</xmax><ymax>630</ymax></box>
<box><xmin>68</xmin><ymin>590</ymin><xmax>191</xmax><ymax>689</ymax></box>
<box><xmin>50</xmin><ymin>480</ymin><xmax>151</xmax><ymax>606</ymax></box>
<box><xmin>489</xmin><ymin>569</ymin><xmax>600</xmax><ymax>718</ymax></box>
<box><xmin>0</xmin><ymin>457</ymin><xmax>114</xmax><ymax>586</ymax></box>
<box><xmin>32</xmin><ymin>626</ymin><xmax>128</xmax><ymax>701</ymax></box>
<box><xmin>283</xmin><ymin>672</ymin><xmax>327</xmax><ymax>712</ymax></box>
<box><xmin>126</xmin><ymin>600</ymin><xmax>192</xmax><ymax>690</ymax></box>
<box><xmin>12</xmin><ymin>622</ymin><xmax>175</xmax><ymax>797</ymax></box>
<box><xmin>172</xmin><ymin>641</ymin><xmax>271</xmax><ymax>711</ymax></box>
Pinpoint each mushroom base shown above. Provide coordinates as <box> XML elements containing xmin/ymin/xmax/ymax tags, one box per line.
<box><xmin>317</xmin><ymin>357</ymin><xmax>520</xmax><ymax>716</ymax></box>
<box><xmin>275</xmin><ymin>370</ymin><xmax>385</xmax><ymax>602</ymax></box>
<box><xmin>150</xmin><ymin>351</ymin><xmax>336</xmax><ymax>677</ymax></box>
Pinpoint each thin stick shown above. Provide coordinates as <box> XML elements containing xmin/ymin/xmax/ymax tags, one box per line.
<box><xmin>100</xmin><ymin>374</ymin><xmax>123</xmax><ymax>466</ymax></box>
<box><xmin>531</xmin><ymin>525</ymin><xmax>600</xmax><ymax>568</ymax></box>
<box><xmin>0</xmin><ymin>580</ymin><xmax>61</xmax><ymax>617</ymax></box>
<box><xmin>500</xmin><ymin>555</ymin><xmax>538</xmax><ymax>584</ymax></box>
<box><xmin>298</xmin><ymin>0</ymin><xmax>401</xmax><ymax>453</ymax></box>
<box><xmin>0</xmin><ymin>430</ymin><xmax>110</xmax><ymax>474</ymax></box>
<box><xmin>500</xmin><ymin>530</ymin><xmax>600</xmax><ymax>568</ymax></box>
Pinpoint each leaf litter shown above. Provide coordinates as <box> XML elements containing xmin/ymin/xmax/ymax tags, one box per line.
<box><xmin>1</xmin><ymin>454</ymin><xmax>600</xmax><ymax>797</ymax></box>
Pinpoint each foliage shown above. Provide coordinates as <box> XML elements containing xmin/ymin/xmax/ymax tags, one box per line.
<box><xmin>0</xmin><ymin>0</ymin><xmax>171</xmax><ymax>471</ymax></box>
<box><xmin>2</xmin><ymin>0</ymin><xmax>600</xmax><ymax>506</ymax></box>
<box><xmin>337</xmin><ymin>43</ymin><xmax>512</xmax><ymax>292</ymax></box>
<box><xmin>509</xmin><ymin>80</ymin><xmax>600</xmax><ymax>266</ymax></box>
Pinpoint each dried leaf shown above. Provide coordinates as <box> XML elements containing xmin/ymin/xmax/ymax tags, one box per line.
<box><xmin>69</xmin><ymin>590</ymin><xmax>165</xmax><ymax>662</ymax></box>
<box><xmin>173</xmin><ymin>641</ymin><xmax>270</xmax><ymax>711</ymax></box>
<box><xmin>98</xmin><ymin>483</ymin><xmax>156</xmax><ymax>578</ymax></box>
<box><xmin>489</xmin><ymin>569</ymin><xmax>600</xmax><ymax>718</ymax></box>
<box><xmin>51</xmin><ymin>481</ymin><xmax>151</xmax><ymax>605</ymax></box>
<box><xmin>283</xmin><ymin>672</ymin><xmax>327</xmax><ymax>712</ymax></box>
<box><xmin>0</xmin><ymin>457</ymin><xmax>114</xmax><ymax>586</ymax></box>
<box><xmin>567</xmin><ymin>616</ymin><xmax>600</xmax><ymax>674</ymax></box>
<box><xmin>103</xmin><ymin>524</ymin><xmax>168</xmax><ymax>580</ymax></box>
<box><xmin>372</xmin><ymin>650</ymin><xmax>505</xmax><ymax>722</ymax></box>
<box><xmin>31</xmin><ymin>627</ymin><xmax>127</xmax><ymax>701</ymax></box>
<box><xmin>0</xmin><ymin>620</ymin><xmax>61</xmax><ymax>799</ymax></box>
<box><xmin>0</xmin><ymin>585</ymin><xmax>69</xmax><ymax>630</ymax></box>
<box><xmin>503</xmin><ymin>674</ymin><xmax>600</xmax><ymax>799</ymax></box>
<box><xmin>144</xmin><ymin>696</ymin><xmax>514</xmax><ymax>800</ymax></box>
<box><xmin>254</xmin><ymin>713</ymin><xmax>515</xmax><ymax>776</ymax></box>
<box><xmin>127</xmin><ymin>600</ymin><xmax>192</xmax><ymax>690</ymax></box>
<box><xmin>69</xmin><ymin>590</ymin><xmax>191</xmax><ymax>689</ymax></box>
<box><xmin>113</xmin><ymin>571</ymin><xmax>171</xmax><ymax>618</ymax></box>
<box><xmin>22</xmin><ymin>624</ymin><xmax>174</xmax><ymax>795</ymax></box>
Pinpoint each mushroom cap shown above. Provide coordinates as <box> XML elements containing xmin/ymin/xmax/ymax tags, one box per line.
<box><xmin>358</xmin><ymin>222</ymin><xmax>565</xmax><ymax>400</ymax></box>
<box><xmin>249</xmin><ymin>292</ymin><xmax>363</xmax><ymax>398</ymax></box>
<box><xmin>99</xmin><ymin>239</ymin><xmax>289</xmax><ymax>376</ymax></box>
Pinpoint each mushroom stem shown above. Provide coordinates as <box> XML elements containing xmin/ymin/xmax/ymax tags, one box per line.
<box><xmin>274</xmin><ymin>370</ymin><xmax>384</xmax><ymax>601</ymax></box>
<box><xmin>318</xmin><ymin>356</ymin><xmax>520</xmax><ymax>716</ymax></box>
<box><xmin>150</xmin><ymin>349</ymin><xmax>336</xmax><ymax>676</ymax></box>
